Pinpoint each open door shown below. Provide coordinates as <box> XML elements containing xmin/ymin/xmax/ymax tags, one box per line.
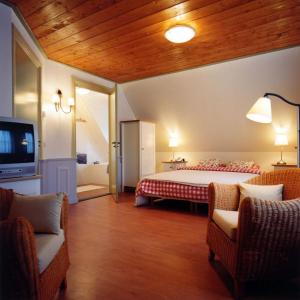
<box><xmin>109</xmin><ymin>90</ymin><xmax>119</xmax><ymax>202</ymax></box>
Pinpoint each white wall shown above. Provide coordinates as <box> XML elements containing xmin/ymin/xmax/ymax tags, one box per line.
<box><xmin>157</xmin><ymin>151</ymin><xmax>297</xmax><ymax>172</ymax></box>
<box><xmin>76</xmin><ymin>90</ymin><xmax>109</xmax><ymax>164</ymax></box>
<box><xmin>117</xmin><ymin>86</ymin><xmax>136</xmax><ymax>124</ymax></box>
<box><xmin>41</xmin><ymin>59</ymin><xmax>114</xmax><ymax>159</ymax></box>
<box><xmin>80</xmin><ymin>91</ymin><xmax>109</xmax><ymax>143</ymax></box>
<box><xmin>0</xmin><ymin>4</ymin><xmax>14</xmax><ymax>116</ymax></box>
<box><xmin>122</xmin><ymin>46</ymin><xmax>300</xmax><ymax>171</ymax></box>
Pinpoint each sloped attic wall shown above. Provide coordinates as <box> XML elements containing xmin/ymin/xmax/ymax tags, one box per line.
<box><xmin>121</xmin><ymin>46</ymin><xmax>300</xmax><ymax>171</ymax></box>
<box><xmin>76</xmin><ymin>91</ymin><xmax>109</xmax><ymax>164</ymax></box>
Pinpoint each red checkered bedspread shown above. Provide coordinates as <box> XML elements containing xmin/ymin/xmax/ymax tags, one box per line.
<box><xmin>135</xmin><ymin>166</ymin><xmax>261</xmax><ymax>204</ymax></box>
<box><xmin>136</xmin><ymin>179</ymin><xmax>209</xmax><ymax>203</ymax></box>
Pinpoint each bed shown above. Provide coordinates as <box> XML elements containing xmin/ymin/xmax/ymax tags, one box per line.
<box><xmin>135</xmin><ymin>166</ymin><xmax>261</xmax><ymax>206</ymax></box>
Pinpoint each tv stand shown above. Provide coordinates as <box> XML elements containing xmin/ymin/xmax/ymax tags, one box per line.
<box><xmin>0</xmin><ymin>175</ymin><xmax>41</xmax><ymax>195</ymax></box>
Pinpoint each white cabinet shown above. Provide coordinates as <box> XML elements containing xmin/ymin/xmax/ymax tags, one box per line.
<box><xmin>0</xmin><ymin>175</ymin><xmax>41</xmax><ymax>195</ymax></box>
<box><xmin>121</xmin><ymin>121</ymin><xmax>155</xmax><ymax>191</ymax></box>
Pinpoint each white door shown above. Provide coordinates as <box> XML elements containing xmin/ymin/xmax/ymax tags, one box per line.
<box><xmin>121</xmin><ymin>122</ymin><xmax>139</xmax><ymax>188</ymax></box>
<box><xmin>139</xmin><ymin>122</ymin><xmax>155</xmax><ymax>178</ymax></box>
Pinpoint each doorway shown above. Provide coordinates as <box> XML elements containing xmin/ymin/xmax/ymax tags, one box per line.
<box><xmin>72</xmin><ymin>79</ymin><xmax>117</xmax><ymax>202</ymax></box>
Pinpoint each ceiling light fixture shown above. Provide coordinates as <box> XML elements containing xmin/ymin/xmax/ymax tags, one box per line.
<box><xmin>165</xmin><ymin>25</ymin><xmax>196</xmax><ymax>43</ymax></box>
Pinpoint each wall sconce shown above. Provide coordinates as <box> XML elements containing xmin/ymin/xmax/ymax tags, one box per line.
<box><xmin>52</xmin><ymin>89</ymin><xmax>74</xmax><ymax>114</ymax></box>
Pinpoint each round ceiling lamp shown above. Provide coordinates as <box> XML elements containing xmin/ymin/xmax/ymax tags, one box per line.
<box><xmin>164</xmin><ymin>25</ymin><xmax>196</xmax><ymax>43</ymax></box>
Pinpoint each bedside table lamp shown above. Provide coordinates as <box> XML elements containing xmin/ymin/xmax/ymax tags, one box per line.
<box><xmin>275</xmin><ymin>134</ymin><xmax>288</xmax><ymax>165</ymax></box>
<box><xmin>169</xmin><ymin>137</ymin><xmax>178</xmax><ymax>161</ymax></box>
<box><xmin>247</xmin><ymin>92</ymin><xmax>300</xmax><ymax>167</ymax></box>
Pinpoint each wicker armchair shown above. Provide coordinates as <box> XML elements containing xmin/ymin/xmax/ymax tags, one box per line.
<box><xmin>207</xmin><ymin>169</ymin><xmax>300</xmax><ymax>299</ymax></box>
<box><xmin>0</xmin><ymin>188</ymin><xmax>70</xmax><ymax>300</ymax></box>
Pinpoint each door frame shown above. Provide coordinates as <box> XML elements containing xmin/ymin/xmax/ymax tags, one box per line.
<box><xmin>71</xmin><ymin>77</ymin><xmax>117</xmax><ymax>196</ymax></box>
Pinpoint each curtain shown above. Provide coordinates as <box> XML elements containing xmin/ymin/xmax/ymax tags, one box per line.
<box><xmin>0</xmin><ymin>130</ymin><xmax>12</xmax><ymax>153</ymax></box>
<box><xmin>25</xmin><ymin>132</ymin><xmax>34</xmax><ymax>154</ymax></box>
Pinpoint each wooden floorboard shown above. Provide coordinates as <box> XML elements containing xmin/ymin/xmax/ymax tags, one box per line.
<box><xmin>57</xmin><ymin>193</ymin><xmax>300</xmax><ymax>300</ymax></box>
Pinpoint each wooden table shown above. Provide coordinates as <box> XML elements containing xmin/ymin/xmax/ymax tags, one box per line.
<box><xmin>272</xmin><ymin>164</ymin><xmax>297</xmax><ymax>170</ymax></box>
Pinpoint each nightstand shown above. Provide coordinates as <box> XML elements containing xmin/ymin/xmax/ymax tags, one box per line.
<box><xmin>162</xmin><ymin>161</ymin><xmax>187</xmax><ymax>171</ymax></box>
<box><xmin>272</xmin><ymin>164</ymin><xmax>297</xmax><ymax>170</ymax></box>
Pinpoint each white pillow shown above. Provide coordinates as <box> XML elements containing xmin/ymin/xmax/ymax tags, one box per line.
<box><xmin>239</xmin><ymin>183</ymin><xmax>283</xmax><ymax>204</ymax></box>
<box><xmin>9</xmin><ymin>193</ymin><xmax>64</xmax><ymax>234</ymax></box>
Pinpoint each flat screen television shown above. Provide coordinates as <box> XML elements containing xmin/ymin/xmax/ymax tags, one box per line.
<box><xmin>0</xmin><ymin>117</ymin><xmax>38</xmax><ymax>179</ymax></box>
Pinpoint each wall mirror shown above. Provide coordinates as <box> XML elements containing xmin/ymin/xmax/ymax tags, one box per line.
<box><xmin>13</xmin><ymin>26</ymin><xmax>42</xmax><ymax>157</ymax></box>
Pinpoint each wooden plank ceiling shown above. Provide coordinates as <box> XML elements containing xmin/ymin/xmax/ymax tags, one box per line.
<box><xmin>10</xmin><ymin>0</ymin><xmax>300</xmax><ymax>83</ymax></box>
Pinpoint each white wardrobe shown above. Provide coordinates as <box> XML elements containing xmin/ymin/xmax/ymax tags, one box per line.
<box><xmin>121</xmin><ymin>121</ymin><xmax>155</xmax><ymax>191</ymax></box>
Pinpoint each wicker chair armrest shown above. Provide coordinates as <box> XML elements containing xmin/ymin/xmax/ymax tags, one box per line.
<box><xmin>0</xmin><ymin>217</ymin><xmax>40</xmax><ymax>300</ymax></box>
<box><xmin>208</xmin><ymin>183</ymin><xmax>240</xmax><ymax>218</ymax></box>
<box><xmin>236</xmin><ymin>197</ymin><xmax>300</xmax><ymax>281</ymax></box>
<box><xmin>0</xmin><ymin>188</ymin><xmax>14</xmax><ymax>220</ymax></box>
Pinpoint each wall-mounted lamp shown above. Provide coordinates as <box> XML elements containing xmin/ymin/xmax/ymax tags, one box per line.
<box><xmin>52</xmin><ymin>89</ymin><xmax>74</xmax><ymax>114</ymax></box>
<box><xmin>246</xmin><ymin>92</ymin><xmax>300</xmax><ymax>167</ymax></box>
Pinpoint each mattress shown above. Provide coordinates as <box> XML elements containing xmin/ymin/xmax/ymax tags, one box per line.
<box><xmin>135</xmin><ymin>168</ymin><xmax>259</xmax><ymax>206</ymax></box>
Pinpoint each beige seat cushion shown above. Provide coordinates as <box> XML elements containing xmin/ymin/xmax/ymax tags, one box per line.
<box><xmin>9</xmin><ymin>193</ymin><xmax>64</xmax><ymax>234</ymax></box>
<box><xmin>213</xmin><ymin>209</ymin><xmax>239</xmax><ymax>240</ymax></box>
<box><xmin>35</xmin><ymin>229</ymin><xmax>65</xmax><ymax>273</ymax></box>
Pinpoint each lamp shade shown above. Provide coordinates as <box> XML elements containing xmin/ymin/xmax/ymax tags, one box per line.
<box><xmin>169</xmin><ymin>137</ymin><xmax>179</xmax><ymax>148</ymax></box>
<box><xmin>275</xmin><ymin>134</ymin><xmax>288</xmax><ymax>146</ymax></box>
<box><xmin>51</xmin><ymin>94</ymin><xmax>60</xmax><ymax>104</ymax></box>
<box><xmin>68</xmin><ymin>97</ymin><xmax>75</xmax><ymax>106</ymax></box>
<box><xmin>246</xmin><ymin>97</ymin><xmax>272</xmax><ymax>123</ymax></box>
<box><xmin>165</xmin><ymin>25</ymin><xmax>195</xmax><ymax>43</ymax></box>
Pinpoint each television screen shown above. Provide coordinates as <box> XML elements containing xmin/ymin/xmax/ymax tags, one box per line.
<box><xmin>0</xmin><ymin>121</ymin><xmax>35</xmax><ymax>164</ymax></box>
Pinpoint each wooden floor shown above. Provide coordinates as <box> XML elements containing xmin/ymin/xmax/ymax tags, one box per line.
<box><xmin>58</xmin><ymin>193</ymin><xmax>300</xmax><ymax>300</ymax></box>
